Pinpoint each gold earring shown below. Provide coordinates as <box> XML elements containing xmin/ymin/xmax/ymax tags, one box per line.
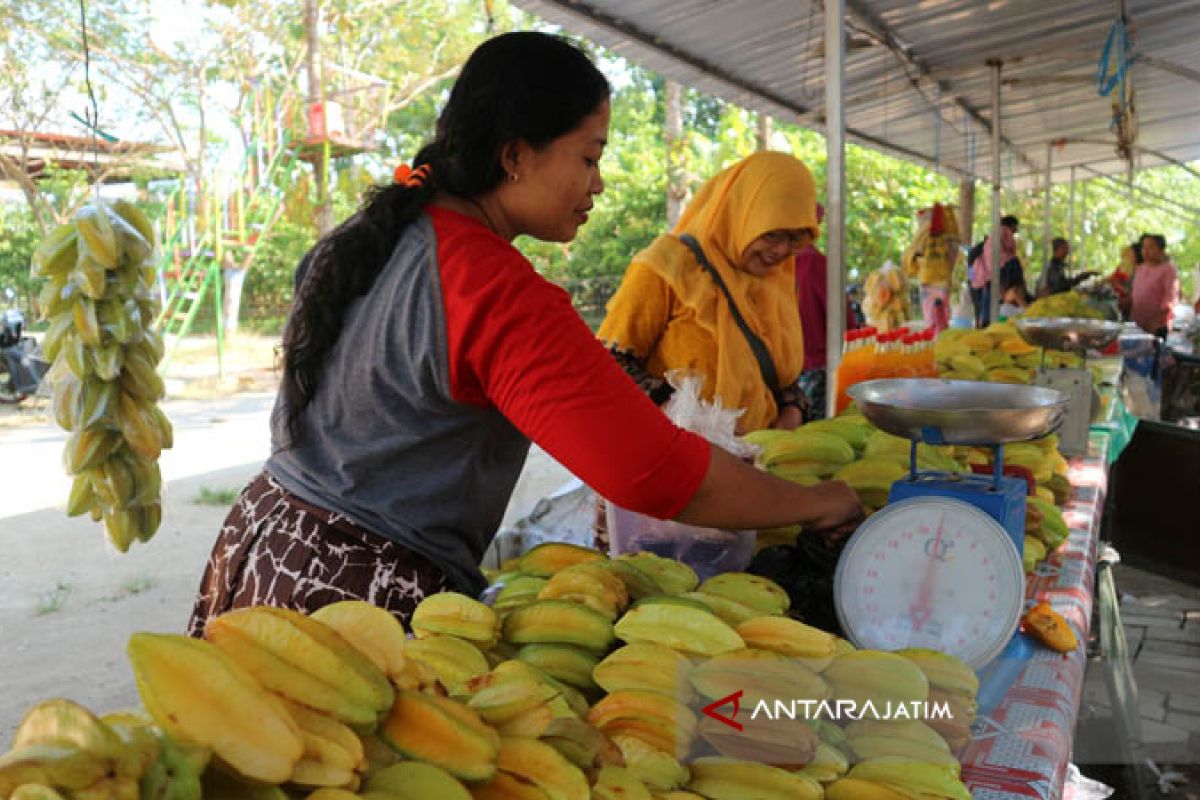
<box><xmin>508</xmin><ymin>173</ymin><xmax>518</xmax><ymax>183</ymax></box>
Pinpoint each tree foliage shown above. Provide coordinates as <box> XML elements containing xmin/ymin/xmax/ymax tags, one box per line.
<box><xmin>1</xmin><ymin>0</ymin><xmax>1196</xmax><ymax>328</ymax></box>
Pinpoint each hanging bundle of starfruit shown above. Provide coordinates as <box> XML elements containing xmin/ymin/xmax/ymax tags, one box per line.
<box><xmin>32</xmin><ymin>199</ymin><xmax>172</xmax><ymax>551</ymax></box>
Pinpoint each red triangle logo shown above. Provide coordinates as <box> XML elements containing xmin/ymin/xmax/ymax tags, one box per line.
<box><xmin>701</xmin><ymin>689</ymin><xmax>744</xmax><ymax>732</ymax></box>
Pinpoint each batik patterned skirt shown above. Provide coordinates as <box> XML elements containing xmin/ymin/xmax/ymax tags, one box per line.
<box><xmin>187</xmin><ymin>471</ymin><xmax>447</xmax><ymax>637</ymax></box>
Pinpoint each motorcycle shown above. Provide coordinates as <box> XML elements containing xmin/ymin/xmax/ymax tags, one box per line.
<box><xmin>0</xmin><ymin>287</ymin><xmax>50</xmax><ymax>404</ymax></box>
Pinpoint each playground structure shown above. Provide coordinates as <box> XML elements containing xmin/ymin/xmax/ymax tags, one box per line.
<box><xmin>155</xmin><ymin>63</ymin><xmax>389</xmax><ymax>374</ymax></box>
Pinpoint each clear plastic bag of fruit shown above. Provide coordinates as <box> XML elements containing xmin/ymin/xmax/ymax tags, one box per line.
<box><xmin>863</xmin><ymin>260</ymin><xmax>912</xmax><ymax>332</ymax></box>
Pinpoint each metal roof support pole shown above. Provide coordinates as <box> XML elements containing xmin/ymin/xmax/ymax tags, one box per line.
<box><xmin>1041</xmin><ymin>142</ymin><xmax>1053</xmax><ymax>274</ymax></box>
<box><xmin>824</xmin><ymin>0</ymin><xmax>847</xmax><ymax>417</ymax></box>
<box><xmin>1078</xmin><ymin>180</ymin><xmax>1089</xmax><ymax>269</ymax></box>
<box><xmin>989</xmin><ymin>60</ymin><xmax>1002</xmax><ymax>326</ymax></box>
<box><xmin>1067</xmin><ymin>166</ymin><xmax>1078</xmax><ymax>258</ymax></box>
<box><xmin>959</xmin><ymin>178</ymin><xmax>975</xmax><ymax>245</ymax></box>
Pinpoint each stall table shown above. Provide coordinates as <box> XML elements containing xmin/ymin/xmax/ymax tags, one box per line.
<box><xmin>961</xmin><ymin>383</ymin><xmax>1128</xmax><ymax>799</ymax></box>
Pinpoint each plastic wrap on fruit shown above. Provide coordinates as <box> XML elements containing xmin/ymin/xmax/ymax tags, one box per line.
<box><xmin>48</xmin><ymin>362</ymin><xmax>82</xmax><ymax>431</ymax></box>
<box><xmin>1022</xmin><ymin>601</ymin><xmax>1077</xmax><ymax>653</ymax></box>
<box><xmin>38</xmin><ymin>272</ymin><xmax>77</xmax><ymax>318</ymax></box>
<box><xmin>41</xmin><ymin>314</ymin><xmax>75</xmax><ymax>362</ymax></box>
<box><xmin>73</xmin><ymin>202</ymin><xmax>120</xmax><ymax>270</ymax></box>
<box><xmin>863</xmin><ymin>260</ymin><xmax>912</xmax><ymax>332</ymax></box>
<box><xmin>661</xmin><ymin>370</ymin><xmax>757</xmax><ymax>460</ymax></box>
<box><xmin>97</xmin><ymin>298</ymin><xmax>139</xmax><ymax>344</ymax></box>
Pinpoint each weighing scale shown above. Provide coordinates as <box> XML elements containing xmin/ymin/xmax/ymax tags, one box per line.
<box><xmin>835</xmin><ymin>379</ymin><xmax>1069</xmax><ymax>673</ymax></box>
<box><xmin>1015</xmin><ymin>317</ymin><xmax>1124</xmax><ymax>457</ymax></box>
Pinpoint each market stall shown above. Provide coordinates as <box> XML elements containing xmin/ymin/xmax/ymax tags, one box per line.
<box><xmin>9</xmin><ymin>2</ymin><xmax>1200</xmax><ymax>798</ymax></box>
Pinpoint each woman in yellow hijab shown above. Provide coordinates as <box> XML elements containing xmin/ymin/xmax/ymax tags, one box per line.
<box><xmin>599</xmin><ymin>151</ymin><xmax>819</xmax><ymax>433</ymax></box>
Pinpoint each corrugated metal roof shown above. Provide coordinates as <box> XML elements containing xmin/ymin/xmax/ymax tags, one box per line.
<box><xmin>514</xmin><ymin>0</ymin><xmax>1200</xmax><ymax>190</ymax></box>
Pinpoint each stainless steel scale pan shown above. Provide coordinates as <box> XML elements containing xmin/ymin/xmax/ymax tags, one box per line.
<box><xmin>849</xmin><ymin>379</ymin><xmax>1068</xmax><ymax>447</ymax></box>
<box><xmin>1014</xmin><ymin>317</ymin><xmax>1124</xmax><ymax>353</ymax></box>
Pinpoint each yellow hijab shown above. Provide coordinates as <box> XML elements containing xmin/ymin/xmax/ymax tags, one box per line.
<box><xmin>602</xmin><ymin>151</ymin><xmax>818</xmax><ymax>430</ymax></box>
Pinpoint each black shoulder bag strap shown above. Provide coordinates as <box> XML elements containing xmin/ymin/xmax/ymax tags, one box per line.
<box><xmin>678</xmin><ymin>233</ymin><xmax>783</xmax><ymax>399</ymax></box>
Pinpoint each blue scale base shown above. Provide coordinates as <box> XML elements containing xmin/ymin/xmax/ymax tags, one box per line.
<box><xmin>888</xmin><ymin>471</ymin><xmax>1028</xmax><ymax>557</ymax></box>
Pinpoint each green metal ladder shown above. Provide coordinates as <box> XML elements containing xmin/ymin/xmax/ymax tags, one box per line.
<box><xmin>156</xmin><ymin>233</ymin><xmax>223</xmax><ymax>375</ymax></box>
<box><xmin>153</xmin><ymin>130</ymin><xmax>297</xmax><ymax>376</ymax></box>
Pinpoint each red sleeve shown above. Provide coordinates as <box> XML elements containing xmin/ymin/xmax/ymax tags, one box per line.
<box><xmin>430</xmin><ymin>207</ymin><xmax>710</xmax><ymax>519</ymax></box>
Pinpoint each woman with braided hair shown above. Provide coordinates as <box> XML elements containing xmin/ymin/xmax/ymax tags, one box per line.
<box><xmin>189</xmin><ymin>32</ymin><xmax>861</xmax><ymax>635</ymax></box>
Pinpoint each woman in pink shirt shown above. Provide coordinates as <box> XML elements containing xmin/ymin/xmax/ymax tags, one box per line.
<box><xmin>969</xmin><ymin>215</ymin><xmax>1018</xmax><ymax>327</ymax></box>
<box><xmin>1130</xmin><ymin>234</ymin><xmax>1179</xmax><ymax>337</ymax></box>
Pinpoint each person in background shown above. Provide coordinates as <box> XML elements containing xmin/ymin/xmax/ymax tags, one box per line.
<box><xmin>997</xmin><ymin>219</ymin><xmax>1030</xmax><ymax>306</ymax></box>
<box><xmin>598</xmin><ymin>151</ymin><xmax>819</xmax><ymax>433</ymax></box>
<box><xmin>187</xmin><ymin>33</ymin><xmax>861</xmax><ymax>635</ymax></box>
<box><xmin>901</xmin><ymin>203</ymin><xmax>961</xmax><ymax>336</ymax></box>
<box><xmin>999</xmin><ymin>258</ymin><xmax>1030</xmax><ymax>307</ymax></box>
<box><xmin>1130</xmin><ymin>233</ymin><xmax>1179</xmax><ymax>338</ymax></box>
<box><xmin>998</xmin><ymin>284</ymin><xmax>1028</xmax><ymax>320</ymax></box>
<box><xmin>793</xmin><ymin>203</ymin><xmax>856</xmax><ymax>421</ymax></box>
<box><xmin>1115</xmin><ymin>241</ymin><xmax>1142</xmax><ymax>320</ymax></box>
<box><xmin>847</xmin><ymin>284</ymin><xmax>867</xmax><ymax>328</ymax></box>
<box><xmin>970</xmin><ymin>215</ymin><xmax>1020</xmax><ymax>327</ymax></box>
<box><xmin>1109</xmin><ymin>243</ymin><xmax>1137</xmax><ymax>319</ymax></box>
<box><xmin>1038</xmin><ymin>237</ymin><xmax>1097</xmax><ymax>297</ymax></box>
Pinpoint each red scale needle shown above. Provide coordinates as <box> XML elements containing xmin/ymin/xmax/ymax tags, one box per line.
<box><xmin>909</xmin><ymin>513</ymin><xmax>945</xmax><ymax>631</ymax></box>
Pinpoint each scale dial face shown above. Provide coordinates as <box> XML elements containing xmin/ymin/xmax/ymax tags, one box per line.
<box><xmin>834</xmin><ymin>496</ymin><xmax>1025</xmax><ymax>668</ymax></box>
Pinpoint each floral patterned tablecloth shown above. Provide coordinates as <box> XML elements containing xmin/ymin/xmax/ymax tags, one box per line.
<box><xmin>961</xmin><ymin>431</ymin><xmax>1109</xmax><ymax>800</ymax></box>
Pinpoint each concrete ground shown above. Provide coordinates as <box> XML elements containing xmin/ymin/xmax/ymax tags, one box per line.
<box><xmin>1076</xmin><ymin>560</ymin><xmax>1200</xmax><ymax>798</ymax></box>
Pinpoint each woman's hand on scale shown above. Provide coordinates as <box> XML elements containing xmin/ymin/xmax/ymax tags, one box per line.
<box><xmin>800</xmin><ymin>480</ymin><xmax>864</xmax><ymax>541</ymax></box>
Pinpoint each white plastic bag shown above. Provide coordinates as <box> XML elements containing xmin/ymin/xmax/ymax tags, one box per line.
<box><xmin>661</xmin><ymin>370</ymin><xmax>758</xmax><ymax>459</ymax></box>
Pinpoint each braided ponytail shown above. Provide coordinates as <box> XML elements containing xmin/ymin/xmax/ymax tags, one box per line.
<box><xmin>278</xmin><ymin>33</ymin><xmax>609</xmax><ymax>447</ymax></box>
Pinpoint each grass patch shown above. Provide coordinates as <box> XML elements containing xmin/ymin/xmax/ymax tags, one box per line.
<box><xmin>120</xmin><ymin>574</ymin><xmax>157</xmax><ymax>596</ymax></box>
<box><xmin>104</xmin><ymin>574</ymin><xmax>158</xmax><ymax>602</ymax></box>
<box><xmin>36</xmin><ymin>582</ymin><xmax>72</xmax><ymax>615</ymax></box>
<box><xmin>194</xmin><ymin>486</ymin><xmax>238</xmax><ymax>506</ymax></box>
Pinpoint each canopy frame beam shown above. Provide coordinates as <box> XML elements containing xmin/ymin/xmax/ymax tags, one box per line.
<box><xmin>1068</xmin><ymin>166</ymin><xmax>1078</xmax><ymax>258</ymax></box>
<box><xmin>1056</xmin><ymin>138</ymin><xmax>1200</xmax><ymax>185</ymax></box>
<box><xmin>1083</xmin><ymin>166</ymin><xmax>1200</xmax><ymax>220</ymax></box>
<box><xmin>842</xmin><ymin>0</ymin><xmax>1041</xmax><ymax>179</ymax></box>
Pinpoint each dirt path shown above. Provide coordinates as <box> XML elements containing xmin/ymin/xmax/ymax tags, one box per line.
<box><xmin>1</xmin><ymin>334</ymin><xmax>282</xmax><ymax>738</ymax></box>
<box><xmin>1</xmin><ymin>463</ymin><xmax>260</xmax><ymax>742</ymax></box>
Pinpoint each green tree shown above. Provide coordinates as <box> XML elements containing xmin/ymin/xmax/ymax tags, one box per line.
<box><xmin>5</xmin><ymin>0</ymin><xmax>1196</xmax><ymax>333</ymax></box>
<box><xmin>0</xmin><ymin>206</ymin><xmax>42</xmax><ymax>321</ymax></box>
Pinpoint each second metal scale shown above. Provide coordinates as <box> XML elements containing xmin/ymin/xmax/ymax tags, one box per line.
<box><xmin>1015</xmin><ymin>317</ymin><xmax>1123</xmax><ymax>456</ymax></box>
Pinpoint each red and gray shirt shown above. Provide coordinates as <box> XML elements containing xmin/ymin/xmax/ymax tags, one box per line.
<box><xmin>267</xmin><ymin>206</ymin><xmax>710</xmax><ymax>596</ymax></box>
